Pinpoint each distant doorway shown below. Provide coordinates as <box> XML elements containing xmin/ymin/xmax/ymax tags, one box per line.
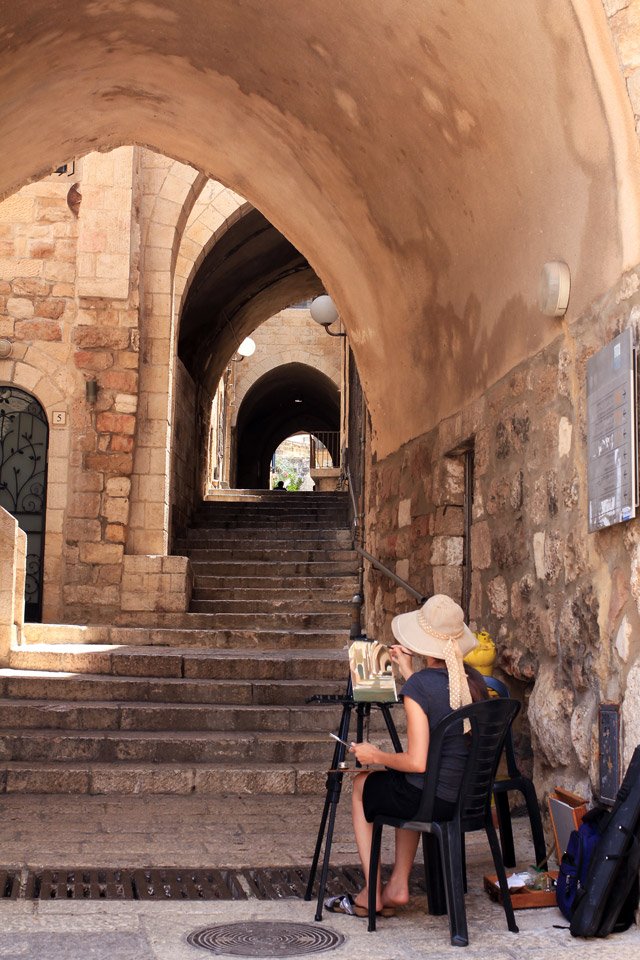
<box><xmin>0</xmin><ymin>387</ymin><xmax>48</xmax><ymax>621</ymax></box>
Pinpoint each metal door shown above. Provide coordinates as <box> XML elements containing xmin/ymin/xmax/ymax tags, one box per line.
<box><xmin>0</xmin><ymin>387</ymin><xmax>48</xmax><ymax>621</ymax></box>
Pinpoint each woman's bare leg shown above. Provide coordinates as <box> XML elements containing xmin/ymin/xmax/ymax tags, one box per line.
<box><xmin>351</xmin><ymin>772</ymin><xmax>383</xmax><ymax>910</ymax></box>
<box><xmin>381</xmin><ymin>828</ymin><xmax>420</xmax><ymax>907</ymax></box>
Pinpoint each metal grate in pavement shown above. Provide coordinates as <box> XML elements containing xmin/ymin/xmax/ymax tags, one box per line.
<box><xmin>7</xmin><ymin>863</ymin><xmax>424</xmax><ymax>901</ymax></box>
<box><xmin>0</xmin><ymin>871</ymin><xmax>20</xmax><ymax>899</ymax></box>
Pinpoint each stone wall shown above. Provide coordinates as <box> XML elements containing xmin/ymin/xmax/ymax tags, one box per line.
<box><xmin>169</xmin><ymin>359</ymin><xmax>199</xmax><ymax>541</ymax></box>
<box><xmin>0</xmin><ymin>506</ymin><xmax>26</xmax><ymax>663</ymax></box>
<box><xmin>364</xmin><ymin>266</ymin><xmax>640</xmax><ymax>796</ymax></box>
<box><xmin>231</xmin><ymin>307</ymin><xmax>341</xmax><ymax>426</ymax></box>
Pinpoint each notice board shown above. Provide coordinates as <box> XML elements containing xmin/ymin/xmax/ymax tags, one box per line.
<box><xmin>587</xmin><ymin>328</ymin><xmax>638</xmax><ymax>532</ymax></box>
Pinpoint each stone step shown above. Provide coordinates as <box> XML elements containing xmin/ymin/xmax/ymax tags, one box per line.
<box><xmin>0</xmin><ymin>671</ymin><xmax>348</xmax><ymax>705</ymax></box>
<box><xmin>0</xmin><ymin>729</ymin><xmax>345</xmax><ymax>764</ymax></box>
<box><xmin>184</xmin><ymin>608</ymin><xmax>351</xmax><ymax>628</ymax></box>
<box><xmin>188</xmin><ymin>598</ymin><xmax>354</xmax><ymax>614</ymax></box>
<box><xmin>0</xmin><ymin>699</ymin><xmax>346</xmax><ymax>732</ymax></box>
<box><xmin>190</xmin><ymin>560</ymin><xmax>358</xmax><ymax>576</ymax></box>
<box><xmin>193</xmin><ymin>575</ymin><xmax>358</xmax><ymax>592</ymax></box>
<box><xmin>23</xmin><ymin>624</ymin><xmax>350</xmax><ymax>649</ymax></box>
<box><xmin>192</xmin><ymin>587</ymin><xmax>356</xmax><ymax>603</ymax></box>
<box><xmin>185</xmin><ymin>548</ymin><xmax>357</xmax><ymax>563</ymax></box>
<box><xmin>189</xmin><ymin>519</ymin><xmax>349</xmax><ymax>530</ymax></box>
<box><xmin>8</xmin><ymin>645</ymin><xmax>348</xmax><ymax>680</ymax></box>
<box><xmin>0</xmin><ymin>761</ymin><xmax>333</xmax><ymax>796</ymax></box>
<box><xmin>110</xmin><ymin>610</ymin><xmax>353</xmax><ymax>631</ymax></box>
<box><xmin>204</xmin><ymin>490</ymin><xmax>348</xmax><ymax>502</ymax></box>
<box><xmin>181</xmin><ymin>530</ymin><xmax>353</xmax><ymax>545</ymax></box>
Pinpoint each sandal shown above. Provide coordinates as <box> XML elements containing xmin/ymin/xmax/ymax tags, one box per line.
<box><xmin>324</xmin><ymin>894</ymin><xmax>396</xmax><ymax>918</ymax></box>
<box><xmin>324</xmin><ymin>893</ymin><xmax>358</xmax><ymax>916</ymax></box>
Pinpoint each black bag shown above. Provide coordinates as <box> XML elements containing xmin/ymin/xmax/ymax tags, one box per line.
<box><xmin>569</xmin><ymin>746</ymin><xmax>640</xmax><ymax>938</ymax></box>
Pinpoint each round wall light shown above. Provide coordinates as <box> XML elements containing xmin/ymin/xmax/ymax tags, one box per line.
<box><xmin>237</xmin><ymin>337</ymin><xmax>256</xmax><ymax>358</ymax></box>
<box><xmin>0</xmin><ymin>338</ymin><xmax>13</xmax><ymax>358</ymax></box>
<box><xmin>310</xmin><ymin>295</ymin><xmax>339</xmax><ymax>327</ymax></box>
<box><xmin>538</xmin><ymin>261</ymin><xmax>571</xmax><ymax>317</ymax></box>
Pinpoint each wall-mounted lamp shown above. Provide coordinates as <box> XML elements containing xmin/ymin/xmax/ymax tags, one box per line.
<box><xmin>310</xmin><ymin>295</ymin><xmax>347</xmax><ymax>337</ymax></box>
<box><xmin>538</xmin><ymin>261</ymin><xmax>571</xmax><ymax>317</ymax></box>
<box><xmin>0</xmin><ymin>338</ymin><xmax>12</xmax><ymax>359</ymax></box>
<box><xmin>230</xmin><ymin>336</ymin><xmax>257</xmax><ymax>362</ymax></box>
<box><xmin>85</xmin><ymin>379</ymin><xmax>98</xmax><ymax>403</ymax></box>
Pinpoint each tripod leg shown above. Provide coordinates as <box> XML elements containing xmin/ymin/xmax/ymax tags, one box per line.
<box><xmin>314</xmin><ymin>790</ymin><xmax>341</xmax><ymax>921</ymax></box>
<box><xmin>380</xmin><ymin>704</ymin><xmax>402</xmax><ymax>753</ymax></box>
<box><xmin>306</xmin><ymin>700</ymin><xmax>352</xmax><ymax>902</ymax></box>
<box><xmin>305</xmin><ymin>792</ymin><xmax>333</xmax><ymax>901</ymax></box>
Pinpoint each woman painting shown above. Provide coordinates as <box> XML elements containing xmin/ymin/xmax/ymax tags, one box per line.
<box><xmin>325</xmin><ymin>594</ymin><xmax>487</xmax><ymax>918</ymax></box>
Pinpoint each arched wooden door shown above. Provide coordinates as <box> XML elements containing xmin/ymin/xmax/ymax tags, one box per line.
<box><xmin>0</xmin><ymin>387</ymin><xmax>48</xmax><ymax>621</ymax></box>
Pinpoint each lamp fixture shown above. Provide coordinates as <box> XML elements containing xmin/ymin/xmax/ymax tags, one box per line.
<box><xmin>538</xmin><ymin>261</ymin><xmax>570</xmax><ymax>317</ymax></box>
<box><xmin>310</xmin><ymin>295</ymin><xmax>347</xmax><ymax>337</ymax></box>
<box><xmin>230</xmin><ymin>336</ymin><xmax>257</xmax><ymax>363</ymax></box>
<box><xmin>85</xmin><ymin>379</ymin><xmax>98</xmax><ymax>403</ymax></box>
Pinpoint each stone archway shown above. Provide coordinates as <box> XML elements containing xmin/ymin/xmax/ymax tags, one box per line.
<box><xmin>1</xmin><ymin>2</ymin><xmax>638</xmax><ymax>460</ymax></box>
<box><xmin>235</xmin><ymin>363</ymin><xmax>340</xmax><ymax>488</ymax></box>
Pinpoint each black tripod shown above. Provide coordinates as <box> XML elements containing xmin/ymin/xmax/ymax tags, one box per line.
<box><xmin>304</xmin><ymin>676</ymin><xmax>402</xmax><ymax>920</ymax></box>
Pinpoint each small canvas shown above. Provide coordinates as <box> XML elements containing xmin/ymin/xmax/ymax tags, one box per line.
<box><xmin>348</xmin><ymin>640</ymin><xmax>398</xmax><ymax>703</ymax></box>
<box><xmin>548</xmin><ymin>788</ymin><xmax>589</xmax><ymax>861</ymax></box>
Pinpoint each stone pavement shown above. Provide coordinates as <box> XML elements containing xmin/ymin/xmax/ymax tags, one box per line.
<box><xmin>0</xmin><ymin>793</ymin><xmax>638</xmax><ymax>959</ymax></box>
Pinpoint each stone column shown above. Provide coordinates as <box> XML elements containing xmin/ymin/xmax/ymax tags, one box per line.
<box><xmin>0</xmin><ymin>506</ymin><xmax>26</xmax><ymax>663</ymax></box>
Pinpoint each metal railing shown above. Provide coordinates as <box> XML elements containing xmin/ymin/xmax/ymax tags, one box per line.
<box><xmin>310</xmin><ymin>432</ymin><xmax>340</xmax><ymax>469</ymax></box>
<box><xmin>355</xmin><ymin>545</ymin><xmax>427</xmax><ymax>605</ymax></box>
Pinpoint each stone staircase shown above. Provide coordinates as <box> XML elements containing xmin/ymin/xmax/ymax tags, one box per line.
<box><xmin>0</xmin><ymin>491</ymin><xmax>391</xmax><ymax>796</ymax></box>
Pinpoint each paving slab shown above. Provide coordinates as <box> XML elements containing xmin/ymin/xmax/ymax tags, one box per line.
<box><xmin>0</xmin><ymin>795</ymin><xmax>637</xmax><ymax>958</ymax></box>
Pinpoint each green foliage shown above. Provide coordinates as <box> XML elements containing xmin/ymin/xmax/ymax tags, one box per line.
<box><xmin>272</xmin><ymin>465</ymin><xmax>303</xmax><ymax>491</ymax></box>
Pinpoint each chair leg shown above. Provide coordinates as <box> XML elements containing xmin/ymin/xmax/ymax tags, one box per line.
<box><xmin>438</xmin><ymin>822</ymin><xmax>469</xmax><ymax>947</ymax></box>
<box><xmin>367</xmin><ymin>822</ymin><xmax>383</xmax><ymax>933</ymax></box>
<box><xmin>493</xmin><ymin>790</ymin><xmax>516</xmax><ymax>868</ymax></box>
<box><xmin>461</xmin><ymin>832</ymin><xmax>467</xmax><ymax>893</ymax></box>
<box><xmin>422</xmin><ymin>832</ymin><xmax>447</xmax><ymax>915</ymax></box>
<box><xmin>519</xmin><ymin>781</ymin><xmax>547</xmax><ymax>870</ymax></box>
<box><xmin>485</xmin><ymin>816</ymin><xmax>519</xmax><ymax>934</ymax></box>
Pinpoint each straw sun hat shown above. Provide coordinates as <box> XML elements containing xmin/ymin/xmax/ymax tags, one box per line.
<box><xmin>391</xmin><ymin>594</ymin><xmax>478</xmax><ymax>719</ymax></box>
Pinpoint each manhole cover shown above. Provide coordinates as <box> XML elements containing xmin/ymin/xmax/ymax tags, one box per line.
<box><xmin>187</xmin><ymin>921</ymin><xmax>345</xmax><ymax>957</ymax></box>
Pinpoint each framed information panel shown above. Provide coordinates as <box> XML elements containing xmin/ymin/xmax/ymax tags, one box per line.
<box><xmin>587</xmin><ymin>328</ymin><xmax>638</xmax><ymax>532</ymax></box>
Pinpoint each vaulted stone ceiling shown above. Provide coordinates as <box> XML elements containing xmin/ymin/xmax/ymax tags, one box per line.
<box><xmin>178</xmin><ymin>209</ymin><xmax>322</xmax><ymax>392</ymax></box>
<box><xmin>1</xmin><ymin>1</ymin><xmax>639</xmax><ymax>456</ymax></box>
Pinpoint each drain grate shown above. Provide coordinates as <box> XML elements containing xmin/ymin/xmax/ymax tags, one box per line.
<box><xmin>133</xmin><ymin>868</ymin><xmax>245</xmax><ymax>901</ymax></box>
<box><xmin>0</xmin><ymin>871</ymin><xmax>20</xmax><ymax>899</ymax></box>
<box><xmin>187</xmin><ymin>921</ymin><xmax>345</xmax><ymax>957</ymax></box>
<box><xmin>7</xmin><ymin>863</ymin><xmax>423</xmax><ymax>901</ymax></box>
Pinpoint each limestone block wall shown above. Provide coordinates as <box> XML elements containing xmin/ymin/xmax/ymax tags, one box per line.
<box><xmin>231</xmin><ymin>307</ymin><xmax>341</xmax><ymax>427</ymax></box>
<box><xmin>0</xmin><ymin>168</ymin><xmax>81</xmax><ymax>621</ymax></box>
<box><xmin>0</xmin><ymin>506</ymin><xmax>26</xmax><ymax>662</ymax></box>
<box><xmin>169</xmin><ymin>359</ymin><xmax>199</xmax><ymax>541</ymax></box>
<box><xmin>0</xmin><ymin>149</ymin><xmax>197</xmax><ymax>623</ymax></box>
<box><xmin>364</xmin><ymin>266</ymin><xmax>640</xmax><ymax>797</ymax></box>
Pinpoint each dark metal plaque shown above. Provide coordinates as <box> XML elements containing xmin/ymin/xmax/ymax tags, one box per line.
<box><xmin>599</xmin><ymin>702</ymin><xmax>621</xmax><ymax>804</ymax></box>
<box><xmin>587</xmin><ymin>329</ymin><xmax>637</xmax><ymax>532</ymax></box>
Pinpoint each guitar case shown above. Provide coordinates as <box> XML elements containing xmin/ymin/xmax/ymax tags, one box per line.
<box><xmin>570</xmin><ymin>744</ymin><xmax>640</xmax><ymax>937</ymax></box>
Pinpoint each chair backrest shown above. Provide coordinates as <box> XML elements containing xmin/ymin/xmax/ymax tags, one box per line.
<box><xmin>415</xmin><ymin>698</ymin><xmax>521</xmax><ymax>830</ymax></box>
<box><xmin>484</xmin><ymin>675</ymin><xmax>521</xmax><ymax>778</ymax></box>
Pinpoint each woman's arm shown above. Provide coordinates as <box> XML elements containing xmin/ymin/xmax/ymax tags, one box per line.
<box><xmin>349</xmin><ymin>696</ymin><xmax>429</xmax><ymax>773</ymax></box>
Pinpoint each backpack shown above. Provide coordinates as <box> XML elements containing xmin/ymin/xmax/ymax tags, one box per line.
<box><xmin>564</xmin><ymin>745</ymin><xmax>640</xmax><ymax>938</ymax></box>
<box><xmin>556</xmin><ymin>807</ymin><xmax>607</xmax><ymax>922</ymax></box>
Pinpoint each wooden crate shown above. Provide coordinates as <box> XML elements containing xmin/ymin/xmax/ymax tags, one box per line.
<box><xmin>483</xmin><ymin>871</ymin><xmax>558</xmax><ymax>909</ymax></box>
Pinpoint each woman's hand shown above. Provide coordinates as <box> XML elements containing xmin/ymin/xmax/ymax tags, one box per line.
<box><xmin>389</xmin><ymin>644</ymin><xmax>414</xmax><ymax>680</ymax></box>
<box><xmin>349</xmin><ymin>741</ymin><xmax>381</xmax><ymax>765</ymax></box>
